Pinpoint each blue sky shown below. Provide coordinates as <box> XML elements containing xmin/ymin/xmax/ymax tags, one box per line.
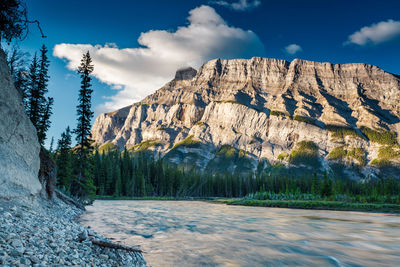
<box><xmin>12</xmin><ymin>0</ymin><xmax>400</xmax><ymax>148</ymax></box>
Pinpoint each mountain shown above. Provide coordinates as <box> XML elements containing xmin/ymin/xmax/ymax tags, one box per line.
<box><xmin>91</xmin><ymin>57</ymin><xmax>400</xmax><ymax>178</ymax></box>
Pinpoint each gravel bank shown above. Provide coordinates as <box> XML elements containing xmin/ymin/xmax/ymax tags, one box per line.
<box><xmin>0</xmin><ymin>196</ymin><xmax>146</xmax><ymax>266</ymax></box>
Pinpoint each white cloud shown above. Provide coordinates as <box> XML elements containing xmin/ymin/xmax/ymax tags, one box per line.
<box><xmin>345</xmin><ymin>19</ymin><xmax>400</xmax><ymax>46</ymax></box>
<box><xmin>210</xmin><ymin>0</ymin><xmax>261</xmax><ymax>11</ymax></box>
<box><xmin>53</xmin><ymin>5</ymin><xmax>264</xmax><ymax>113</ymax></box>
<box><xmin>284</xmin><ymin>44</ymin><xmax>302</xmax><ymax>55</ymax></box>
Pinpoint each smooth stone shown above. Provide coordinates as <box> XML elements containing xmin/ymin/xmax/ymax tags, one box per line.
<box><xmin>9</xmin><ymin>247</ymin><xmax>25</xmax><ymax>256</ymax></box>
<box><xmin>30</xmin><ymin>256</ymin><xmax>39</xmax><ymax>263</ymax></box>
<box><xmin>99</xmin><ymin>254</ymin><xmax>109</xmax><ymax>260</ymax></box>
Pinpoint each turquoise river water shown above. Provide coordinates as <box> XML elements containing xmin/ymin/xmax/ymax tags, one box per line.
<box><xmin>79</xmin><ymin>200</ymin><xmax>400</xmax><ymax>267</ymax></box>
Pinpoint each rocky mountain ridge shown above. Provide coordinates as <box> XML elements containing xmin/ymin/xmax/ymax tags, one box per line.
<box><xmin>92</xmin><ymin>57</ymin><xmax>400</xmax><ymax>178</ymax></box>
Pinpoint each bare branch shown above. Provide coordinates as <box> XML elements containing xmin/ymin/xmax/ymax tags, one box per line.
<box><xmin>26</xmin><ymin>19</ymin><xmax>47</xmax><ymax>38</ymax></box>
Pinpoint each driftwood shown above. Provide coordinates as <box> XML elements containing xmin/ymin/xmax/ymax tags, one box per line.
<box><xmin>55</xmin><ymin>189</ymin><xmax>86</xmax><ymax>210</ymax></box>
<box><xmin>90</xmin><ymin>239</ymin><xmax>143</xmax><ymax>253</ymax></box>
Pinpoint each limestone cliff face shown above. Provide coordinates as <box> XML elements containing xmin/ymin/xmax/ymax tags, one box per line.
<box><xmin>92</xmin><ymin>57</ymin><xmax>400</xmax><ymax>177</ymax></box>
<box><xmin>0</xmin><ymin>49</ymin><xmax>41</xmax><ymax>198</ymax></box>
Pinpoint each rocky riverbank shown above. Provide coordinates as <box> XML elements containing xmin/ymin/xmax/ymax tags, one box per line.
<box><xmin>0</xmin><ymin>196</ymin><xmax>146</xmax><ymax>266</ymax></box>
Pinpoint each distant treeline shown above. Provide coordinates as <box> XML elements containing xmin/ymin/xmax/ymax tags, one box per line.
<box><xmin>55</xmin><ymin>147</ymin><xmax>400</xmax><ymax>204</ymax></box>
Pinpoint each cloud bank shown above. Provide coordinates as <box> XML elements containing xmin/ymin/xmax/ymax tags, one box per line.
<box><xmin>210</xmin><ymin>0</ymin><xmax>261</xmax><ymax>11</ymax></box>
<box><xmin>53</xmin><ymin>5</ymin><xmax>264</xmax><ymax>113</ymax></box>
<box><xmin>345</xmin><ymin>19</ymin><xmax>400</xmax><ymax>46</ymax></box>
<box><xmin>284</xmin><ymin>44</ymin><xmax>302</xmax><ymax>55</ymax></box>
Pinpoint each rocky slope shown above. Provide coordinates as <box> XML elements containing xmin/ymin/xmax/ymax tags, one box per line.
<box><xmin>92</xmin><ymin>57</ymin><xmax>400</xmax><ymax>178</ymax></box>
<box><xmin>0</xmin><ymin>197</ymin><xmax>146</xmax><ymax>266</ymax></box>
<box><xmin>0</xmin><ymin>49</ymin><xmax>42</xmax><ymax>199</ymax></box>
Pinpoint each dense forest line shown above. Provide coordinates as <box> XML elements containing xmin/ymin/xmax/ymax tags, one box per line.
<box><xmin>54</xmin><ymin>143</ymin><xmax>400</xmax><ymax>204</ymax></box>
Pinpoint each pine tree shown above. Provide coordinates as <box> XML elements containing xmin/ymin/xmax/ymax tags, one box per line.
<box><xmin>55</xmin><ymin>127</ymin><xmax>73</xmax><ymax>190</ymax></box>
<box><xmin>37</xmin><ymin>96</ymin><xmax>53</xmax><ymax>144</ymax></box>
<box><xmin>36</xmin><ymin>45</ymin><xmax>53</xmax><ymax>144</ymax></box>
<box><xmin>72</xmin><ymin>51</ymin><xmax>95</xmax><ymax>198</ymax></box>
<box><xmin>26</xmin><ymin>45</ymin><xmax>53</xmax><ymax>145</ymax></box>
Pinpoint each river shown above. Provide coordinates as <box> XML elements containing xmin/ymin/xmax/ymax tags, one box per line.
<box><xmin>79</xmin><ymin>200</ymin><xmax>400</xmax><ymax>266</ymax></box>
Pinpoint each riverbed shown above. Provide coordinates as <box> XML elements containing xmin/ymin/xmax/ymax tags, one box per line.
<box><xmin>79</xmin><ymin>200</ymin><xmax>400</xmax><ymax>266</ymax></box>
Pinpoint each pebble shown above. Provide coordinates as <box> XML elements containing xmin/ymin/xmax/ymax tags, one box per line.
<box><xmin>0</xmin><ymin>197</ymin><xmax>146</xmax><ymax>266</ymax></box>
<box><xmin>99</xmin><ymin>254</ymin><xmax>109</xmax><ymax>260</ymax></box>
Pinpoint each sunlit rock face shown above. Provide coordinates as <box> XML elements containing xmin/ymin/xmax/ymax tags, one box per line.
<box><xmin>92</xmin><ymin>57</ymin><xmax>400</xmax><ymax>177</ymax></box>
<box><xmin>0</xmin><ymin>50</ymin><xmax>41</xmax><ymax>198</ymax></box>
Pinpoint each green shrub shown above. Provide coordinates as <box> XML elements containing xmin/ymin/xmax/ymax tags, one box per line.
<box><xmin>370</xmin><ymin>146</ymin><xmax>400</xmax><ymax>167</ymax></box>
<box><xmin>371</xmin><ymin>158</ymin><xmax>392</xmax><ymax>167</ymax></box>
<box><xmin>172</xmin><ymin>135</ymin><xmax>200</xmax><ymax>149</ymax></box>
<box><xmin>134</xmin><ymin>139</ymin><xmax>160</xmax><ymax>152</ymax></box>
<box><xmin>217</xmin><ymin>145</ymin><xmax>237</xmax><ymax>158</ymax></box>
<box><xmin>157</xmin><ymin>127</ymin><xmax>167</xmax><ymax>131</ymax></box>
<box><xmin>270</xmin><ymin>110</ymin><xmax>287</xmax><ymax>117</ymax></box>
<box><xmin>326</xmin><ymin>125</ymin><xmax>362</xmax><ymax>139</ymax></box>
<box><xmin>133</xmin><ymin>103</ymin><xmax>149</xmax><ymax>107</ymax></box>
<box><xmin>98</xmin><ymin>142</ymin><xmax>117</xmax><ymax>154</ymax></box>
<box><xmin>327</xmin><ymin>146</ymin><xmax>346</xmax><ymax>161</ymax></box>
<box><xmin>297</xmin><ymin>140</ymin><xmax>319</xmax><ymax>151</ymax></box>
<box><xmin>347</xmin><ymin>147</ymin><xmax>366</xmax><ymax>166</ymax></box>
<box><xmin>293</xmin><ymin>115</ymin><xmax>319</xmax><ymax>127</ymax></box>
<box><xmin>225</xmin><ymin>100</ymin><xmax>241</xmax><ymax>105</ymax></box>
<box><xmin>195</xmin><ymin>121</ymin><xmax>205</xmax><ymax>127</ymax></box>
<box><xmin>378</xmin><ymin>146</ymin><xmax>400</xmax><ymax>159</ymax></box>
<box><xmin>360</xmin><ymin>126</ymin><xmax>397</xmax><ymax>145</ymax></box>
<box><xmin>288</xmin><ymin>141</ymin><xmax>320</xmax><ymax>167</ymax></box>
<box><xmin>238</xmin><ymin>149</ymin><xmax>247</xmax><ymax>158</ymax></box>
<box><xmin>277</xmin><ymin>153</ymin><xmax>289</xmax><ymax>160</ymax></box>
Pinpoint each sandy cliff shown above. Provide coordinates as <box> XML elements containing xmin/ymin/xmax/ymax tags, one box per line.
<box><xmin>0</xmin><ymin>50</ymin><xmax>42</xmax><ymax>198</ymax></box>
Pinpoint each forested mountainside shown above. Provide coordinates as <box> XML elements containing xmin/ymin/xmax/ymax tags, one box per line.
<box><xmin>92</xmin><ymin>57</ymin><xmax>400</xmax><ymax>179</ymax></box>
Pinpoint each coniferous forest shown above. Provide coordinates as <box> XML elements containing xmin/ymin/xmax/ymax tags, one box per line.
<box><xmin>53</xmin><ymin>144</ymin><xmax>400</xmax><ymax>204</ymax></box>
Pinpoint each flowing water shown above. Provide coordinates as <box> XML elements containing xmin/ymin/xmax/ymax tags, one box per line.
<box><xmin>79</xmin><ymin>200</ymin><xmax>400</xmax><ymax>267</ymax></box>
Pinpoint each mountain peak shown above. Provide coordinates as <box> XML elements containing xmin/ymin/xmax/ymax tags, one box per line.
<box><xmin>174</xmin><ymin>67</ymin><xmax>197</xmax><ymax>81</ymax></box>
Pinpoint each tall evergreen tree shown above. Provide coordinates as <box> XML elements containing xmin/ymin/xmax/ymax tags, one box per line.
<box><xmin>26</xmin><ymin>45</ymin><xmax>53</xmax><ymax>145</ymax></box>
<box><xmin>36</xmin><ymin>45</ymin><xmax>53</xmax><ymax>144</ymax></box>
<box><xmin>72</xmin><ymin>51</ymin><xmax>95</xmax><ymax>198</ymax></box>
<box><xmin>55</xmin><ymin>127</ymin><xmax>73</xmax><ymax>190</ymax></box>
<box><xmin>37</xmin><ymin>96</ymin><xmax>53</xmax><ymax>144</ymax></box>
